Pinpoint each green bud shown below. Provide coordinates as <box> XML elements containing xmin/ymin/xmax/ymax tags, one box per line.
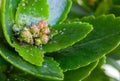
<box><xmin>30</xmin><ymin>25</ymin><xmax>40</xmax><ymax>37</ymax></box>
<box><xmin>20</xmin><ymin>28</ymin><xmax>33</xmax><ymax>44</ymax></box>
<box><xmin>41</xmin><ymin>34</ymin><xmax>49</xmax><ymax>44</ymax></box>
<box><xmin>35</xmin><ymin>38</ymin><xmax>42</xmax><ymax>46</ymax></box>
<box><xmin>37</xmin><ymin>20</ymin><xmax>48</xmax><ymax>29</ymax></box>
<box><xmin>42</xmin><ymin>27</ymin><xmax>50</xmax><ymax>34</ymax></box>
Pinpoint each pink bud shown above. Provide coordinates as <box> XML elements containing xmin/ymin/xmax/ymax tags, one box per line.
<box><xmin>43</xmin><ymin>27</ymin><xmax>50</xmax><ymax>34</ymax></box>
<box><xmin>30</xmin><ymin>25</ymin><xmax>39</xmax><ymax>34</ymax></box>
<box><xmin>37</xmin><ymin>20</ymin><xmax>48</xmax><ymax>29</ymax></box>
<box><xmin>42</xmin><ymin>35</ymin><xmax>49</xmax><ymax>44</ymax></box>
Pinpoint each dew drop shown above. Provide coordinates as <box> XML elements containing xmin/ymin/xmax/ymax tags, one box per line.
<box><xmin>7</xmin><ymin>79</ymin><xmax>10</xmax><ymax>81</ymax></box>
<box><xmin>6</xmin><ymin>56</ymin><xmax>9</xmax><ymax>59</ymax></box>
<box><xmin>39</xmin><ymin>45</ymin><xmax>43</xmax><ymax>50</ymax></box>
<box><xmin>25</xmin><ymin>0</ymin><xmax>28</xmax><ymax>4</ymax></box>
<box><xmin>41</xmin><ymin>8</ymin><xmax>43</xmax><ymax>11</ymax></box>
<box><xmin>59</xmin><ymin>30</ymin><xmax>64</xmax><ymax>35</ymax></box>
<box><xmin>61</xmin><ymin>32</ymin><xmax>64</xmax><ymax>35</ymax></box>
<box><xmin>32</xmin><ymin>4</ymin><xmax>34</xmax><ymax>6</ymax></box>
<box><xmin>59</xmin><ymin>30</ymin><xmax>62</xmax><ymax>33</ymax></box>
<box><xmin>63</xmin><ymin>28</ymin><xmax>66</xmax><ymax>31</ymax></box>
<box><xmin>43</xmin><ymin>63</ymin><xmax>48</xmax><ymax>68</ymax></box>
<box><xmin>30</xmin><ymin>48</ymin><xmax>33</xmax><ymax>50</ymax></box>
<box><xmin>22</xmin><ymin>3</ymin><xmax>26</xmax><ymax>6</ymax></box>
<box><xmin>26</xmin><ymin>50</ymin><xmax>29</xmax><ymax>53</ymax></box>
<box><xmin>9</xmin><ymin>4</ymin><xmax>12</xmax><ymax>8</ymax></box>
<box><xmin>30</xmin><ymin>54</ymin><xmax>33</xmax><ymax>56</ymax></box>
<box><xmin>15</xmin><ymin>78</ymin><xmax>18</xmax><ymax>81</ymax></box>
<box><xmin>53</xmin><ymin>41</ymin><xmax>57</xmax><ymax>43</ymax></box>
<box><xmin>35</xmin><ymin>0</ymin><xmax>38</xmax><ymax>2</ymax></box>
<box><xmin>0</xmin><ymin>0</ymin><xmax>1</xmax><ymax>7</ymax></box>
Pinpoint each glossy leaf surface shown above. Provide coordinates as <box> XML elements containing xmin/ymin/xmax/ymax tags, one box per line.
<box><xmin>0</xmin><ymin>39</ymin><xmax>63</xmax><ymax>81</ymax></box>
<box><xmin>63</xmin><ymin>61</ymin><xmax>98</xmax><ymax>81</ymax></box>
<box><xmin>44</xmin><ymin>22</ymin><xmax>93</xmax><ymax>53</ymax></box>
<box><xmin>13</xmin><ymin>42</ymin><xmax>44</xmax><ymax>66</ymax></box>
<box><xmin>54</xmin><ymin>15</ymin><xmax>120</xmax><ymax>71</ymax></box>
<box><xmin>16</xmin><ymin>0</ymin><xmax>49</xmax><ymax>26</ymax></box>
<box><xmin>83</xmin><ymin>68</ymin><xmax>110</xmax><ymax>81</ymax></box>
<box><xmin>1</xmin><ymin>0</ymin><xmax>20</xmax><ymax>45</ymax></box>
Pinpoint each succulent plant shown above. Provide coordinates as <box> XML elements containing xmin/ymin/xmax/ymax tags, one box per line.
<box><xmin>30</xmin><ymin>25</ymin><xmax>40</xmax><ymax>37</ymax></box>
<box><xmin>20</xmin><ymin>28</ymin><xmax>33</xmax><ymax>44</ymax></box>
<box><xmin>0</xmin><ymin>0</ymin><xmax>120</xmax><ymax>81</ymax></box>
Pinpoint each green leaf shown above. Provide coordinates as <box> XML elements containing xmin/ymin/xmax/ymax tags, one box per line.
<box><xmin>0</xmin><ymin>0</ymin><xmax>2</xmax><ymax>17</ymax></box>
<box><xmin>53</xmin><ymin>15</ymin><xmax>120</xmax><ymax>71</ymax></box>
<box><xmin>2</xmin><ymin>0</ymin><xmax>48</xmax><ymax>66</ymax></box>
<box><xmin>0</xmin><ymin>0</ymin><xmax>1</xmax><ymax>9</ymax></box>
<box><xmin>7</xmin><ymin>66</ymin><xmax>44</xmax><ymax>81</ymax></box>
<box><xmin>83</xmin><ymin>68</ymin><xmax>110</xmax><ymax>81</ymax></box>
<box><xmin>112</xmin><ymin>0</ymin><xmax>120</xmax><ymax>5</ymax></box>
<box><xmin>8</xmin><ymin>76</ymin><xmax>30</xmax><ymax>81</ymax></box>
<box><xmin>63</xmin><ymin>61</ymin><xmax>98</xmax><ymax>81</ymax></box>
<box><xmin>12</xmin><ymin>22</ymin><xmax>93</xmax><ymax>65</ymax></box>
<box><xmin>68</xmin><ymin>3</ymin><xmax>91</xmax><ymax>19</ymax></box>
<box><xmin>106</xmin><ymin>57</ymin><xmax>120</xmax><ymax>72</ymax></box>
<box><xmin>43</xmin><ymin>22</ymin><xmax>93</xmax><ymax>53</ymax></box>
<box><xmin>109</xmin><ymin>6</ymin><xmax>120</xmax><ymax>17</ymax></box>
<box><xmin>0</xmin><ymin>40</ymin><xmax>63</xmax><ymax>81</ymax></box>
<box><xmin>48</xmin><ymin>0</ymin><xmax>72</xmax><ymax>25</ymax></box>
<box><xmin>15</xmin><ymin>0</ymin><xmax>49</xmax><ymax>26</ymax></box>
<box><xmin>95</xmin><ymin>0</ymin><xmax>113</xmax><ymax>16</ymax></box>
<box><xmin>109</xmin><ymin>43</ymin><xmax>120</xmax><ymax>54</ymax></box>
<box><xmin>80</xmin><ymin>0</ymin><xmax>95</xmax><ymax>12</ymax></box>
<box><xmin>0</xmin><ymin>56</ymin><xmax>8</xmax><ymax>73</ymax></box>
<box><xmin>0</xmin><ymin>73</ymin><xmax>6</xmax><ymax>81</ymax></box>
<box><xmin>1</xmin><ymin>0</ymin><xmax>20</xmax><ymax>46</ymax></box>
<box><xmin>97</xmin><ymin>56</ymin><xmax>106</xmax><ymax>68</ymax></box>
<box><xmin>1</xmin><ymin>0</ymin><xmax>92</xmax><ymax>66</ymax></box>
<box><xmin>108</xmin><ymin>46</ymin><xmax>120</xmax><ymax>60</ymax></box>
<box><xmin>13</xmin><ymin>42</ymin><xmax>44</xmax><ymax>66</ymax></box>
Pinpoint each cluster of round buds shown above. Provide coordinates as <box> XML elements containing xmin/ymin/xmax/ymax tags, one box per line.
<box><xmin>19</xmin><ymin>20</ymin><xmax>50</xmax><ymax>46</ymax></box>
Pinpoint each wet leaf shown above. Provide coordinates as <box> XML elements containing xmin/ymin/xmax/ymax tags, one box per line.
<box><xmin>83</xmin><ymin>68</ymin><xmax>110</xmax><ymax>81</ymax></box>
<box><xmin>0</xmin><ymin>40</ymin><xmax>63</xmax><ymax>80</ymax></box>
<box><xmin>13</xmin><ymin>42</ymin><xmax>44</xmax><ymax>66</ymax></box>
<box><xmin>95</xmin><ymin>0</ymin><xmax>112</xmax><ymax>16</ymax></box>
<box><xmin>63</xmin><ymin>61</ymin><xmax>98</xmax><ymax>81</ymax></box>
<box><xmin>109</xmin><ymin>6</ymin><xmax>120</xmax><ymax>16</ymax></box>
<box><xmin>44</xmin><ymin>22</ymin><xmax>93</xmax><ymax>53</ymax></box>
<box><xmin>0</xmin><ymin>56</ymin><xmax>8</xmax><ymax>73</ymax></box>
<box><xmin>53</xmin><ymin>15</ymin><xmax>120</xmax><ymax>71</ymax></box>
<box><xmin>15</xmin><ymin>0</ymin><xmax>49</xmax><ymax>26</ymax></box>
<box><xmin>106</xmin><ymin>57</ymin><xmax>120</xmax><ymax>72</ymax></box>
<box><xmin>97</xmin><ymin>56</ymin><xmax>106</xmax><ymax>68</ymax></box>
<box><xmin>0</xmin><ymin>73</ymin><xmax>6</xmax><ymax>81</ymax></box>
<box><xmin>1</xmin><ymin>0</ymin><xmax>20</xmax><ymax>45</ymax></box>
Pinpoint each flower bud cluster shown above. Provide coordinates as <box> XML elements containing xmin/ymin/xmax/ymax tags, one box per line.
<box><xmin>16</xmin><ymin>20</ymin><xmax>50</xmax><ymax>46</ymax></box>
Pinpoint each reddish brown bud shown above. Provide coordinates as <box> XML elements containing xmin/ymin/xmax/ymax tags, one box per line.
<box><xmin>37</xmin><ymin>20</ymin><xmax>48</xmax><ymax>29</ymax></box>
<box><xmin>14</xmin><ymin>20</ymin><xmax>52</xmax><ymax>46</ymax></box>
<box><xmin>42</xmin><ymin>27</ymin><xmax>50</xmax><ymax>34</ymax></box>
<box><xmin>30</xmin><ymin>25</ymin><xmax>39</xmax><ymax>33</ymax></box>
<box><xmin>30</xmin><ymin>25</ymin><xmax>40</xmax><ymax>37</ymax></box>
